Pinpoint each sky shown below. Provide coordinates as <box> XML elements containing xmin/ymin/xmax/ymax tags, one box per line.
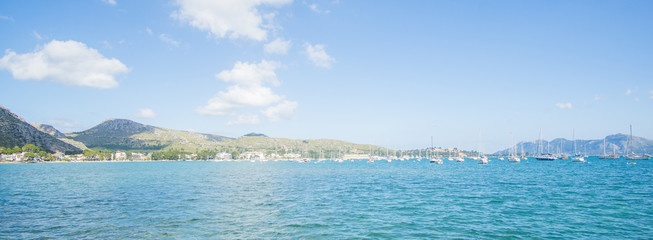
<box><xmin>1</xmin><ymin>0</ymin><xmax>652</xmax><ymax>152</ymax></box>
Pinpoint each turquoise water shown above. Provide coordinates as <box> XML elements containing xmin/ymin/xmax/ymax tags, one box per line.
<box><xmin>1</xmin><ymin>158</ymin><xmax>652</xmax><ymax>239</ymax></box>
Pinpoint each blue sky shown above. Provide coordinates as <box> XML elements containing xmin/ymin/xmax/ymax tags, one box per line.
<box><xmin>1</xmin><ymin>0</ymin><xmax>652</xmax><ymax>152</ymax></box>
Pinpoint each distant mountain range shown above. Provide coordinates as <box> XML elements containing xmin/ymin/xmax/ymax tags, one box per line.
<box><xmin>4</xmin><ymin>105</ymin><xmax>650</xmax><ymax>156</ymax></box>
<box><xmin>494</xmin><ymin>134</ymin><xmax>653</xmax><ymax>156</ymax></box>
<box><xmin>0</xmin><ymin>106</ymin><xmax>82</xmax><ymax>154</ymax></box>
<box><xmin>66</xmin><ymin>118</ymin><xmax>233</xmax><ymax>151</ymax></box>
<box><xmin>1</xmin><ymin>106</ymin><xmax>389</xmax><ymax>156</ymax></box>
<box><xmin>63</xmin><ymin>118</ymin><xmax>388</xmax><ymax>155</ymax></box>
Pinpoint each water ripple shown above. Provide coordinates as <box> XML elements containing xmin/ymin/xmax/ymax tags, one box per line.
<box><xmin>1</xmin><ymin>159</ymin><xmax>652</xmax><ymax>238</ymax></box>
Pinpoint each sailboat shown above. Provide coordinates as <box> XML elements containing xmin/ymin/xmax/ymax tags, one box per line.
<box><xmin>535</xmin><ymin>129</ymin><xmax>556</xmax><ymax>161</ymax></box>
<box><xmin>367</xmin><ymin>144</ymin><xmax>374</xmax><ymax>163</ymax></box>
<box><xmin>599</xmin><ymin>137</ymin><xmax>619</xmax><ymax>159</ymax></box>
<box><xmin>571</xmin><ymin>129</ymin><xmax>586</xmax><ymax>162</ymax></box>
<box><xmin>478</xmin><ymin>153</ymin><xmax>489</xmax><ymax>164</ymax></box>
<box><xmin>508</xmin><ymin>133</ymin><xmax>520</xmax><ymax>162</ymax></box>
<box><xmin>429</xmin><ymin>136</ymin><xmax>443</xmax><ymax>164</ymax></box>
<box><xmin>624</xmin><ymin>125</ymin><xmax>650</xmax><ymax>160</ymax></box>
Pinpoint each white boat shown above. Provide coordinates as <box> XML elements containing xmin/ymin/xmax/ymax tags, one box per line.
<box><xmin>429</xmin><ymin>136</ymin><xmax>443</xmax><ymax>164</ymax></box>
<box><xmin>455</xmin><ymin>157</ymin><xmax>465</xmax><ymax>162</ymax></box>
<box><xmin>508</xmin><ymin>133</ymin><xmax>520</xmax><ymax>162</ymax></box>
<box><xmin>478</xmin><ymin>155</ymin><xmax>489</xmax><ymax>164</ymax></box>
<box><xmin>623</xmin><ymin>125</ymin><xmax>651</xmax><ymax>160</ymax></box>
<box><xmin>535</xmin><ymin>129</ymin><xmax>556</xmax><ymax>161</ymax></box>
<box><xmin>430</xmin><ymin>157</ymin><xmax>443</xmax><ymax>164</ymax></box>
<box><xmin>599</xmin><ymin>138</ymin><xmax>619</xmax><ymax>159</ymax></box>
<box><xmin>570</xmin><ymin>129</ymin><xmax>586</xmax><ymax>163</ymax></box>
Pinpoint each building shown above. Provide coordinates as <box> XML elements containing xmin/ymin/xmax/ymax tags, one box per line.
<box><xmin>284</xmin><ymin>153</ymin><xmax>301</xmax><ymax>159</ymax></box>
<box><xmin>240</xmin><ymin>152</ymin><xmax>265</xmax><ymax>160</ymax></box>
<box><xmin>1</xmin><ymin>153</ymin><xmax>24</xmax><ymax>162</ymax></box>
<box><xmin>131</xmin><ymin>152</ymin><xmax>148</xmax><ymax>161</ymax></box>
<box><xmin>53</xmin><ymin>151</ymin><xmax>65</xmax><ymax>160</ymax></box>
<box><xmin>114</xmin><ymin>151</ymin><xmax>127</xmax><ymax>161</ymax></box>
<box><xmin>215</xmin><ymin>152</ymin><xmax>232</xmax><ymax>160</ymax></box>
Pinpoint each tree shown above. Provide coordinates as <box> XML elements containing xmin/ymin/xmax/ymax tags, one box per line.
<box><xmin>23</xmin><ymin>152</ymin><xmax>36</xmax><ymax>161</ymax></box>
<box><xmin>22</xmin><ymin>144</ymin><xmax>40</xmax><ymax>153</ymax></box>
<box><xmin>11</xmin><ymin>146</ymin><xmax>21</xmax><ymax>154</ymax></box>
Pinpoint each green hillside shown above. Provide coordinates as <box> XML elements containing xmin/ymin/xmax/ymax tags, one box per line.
<box><xmin>68</xmin><ymin>119</ymin><xmax>232</xmax><ymax>151</ymax></box>
<box><xmin>0</xmin><ymin>105</ymin><xmax>82</xmax><ymax>154</ymax></box>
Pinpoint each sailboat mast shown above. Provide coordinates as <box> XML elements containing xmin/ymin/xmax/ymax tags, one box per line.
<box><xmin>624</xmin><ymin>125</ymin><xmax>632</xmax><ymax>156</ymax></box>
<box><xmin>538</xmin><ymin>129</ymin><xmax>542</xmax><ymax>156</ymax></box>
<box><xmin>603</xmin><ymin>137</ymin><xmax>606</xmax><ymax>156</ymax></box>
<box><xmin>629</xmin><ymin>125</ymin><xmax>633</xmax><ymax>156</ymax></box>
<box><xmin>430</xmin><ymin>136</ymin><xmax>433</xmax><ymax>158</ymax></box>
<box><xmin>573</xmin><ymin>129</ymin><xmax>576</xmax><ymax>155</ymax></box>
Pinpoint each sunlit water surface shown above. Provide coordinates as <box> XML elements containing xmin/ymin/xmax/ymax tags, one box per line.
<box><xmin>1</xmin><ymin>158</ymin><xmax>651</xmax><ymax>239</ymax></box>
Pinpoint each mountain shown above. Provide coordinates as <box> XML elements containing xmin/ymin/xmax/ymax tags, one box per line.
<box><xmin>244</xmin><ymin>132</ymin><xmax>268</xmax><ymax>137</ymax></box>
<box><xmin>67</xmin><ymin>119</ymin><xmax>232</xmax><ymax>151</ymax></box>
<box><xmin>67</xmin><ymin>118</ymin><xmax>392</xmax><ymax>156</ymax></box>
<box><xmin>0</xmin><ymin>105</ymin><xmax>82</xmax><ymax>154</ymax></box>
<box><xmin>32</xmin><ymin>123</ymin><xmax>88</xmax><ymax>150</ymax></box>
<box><xmin>223</xmin><ymin>136</ymin><xmax>391</xmax><ymax>155</ymax></box>
<box><xmin>494</xmin><ymin>134</ymin><xmax>653</xmax><ymax>156</ymax></box>
<box><xmin>31</xmin><ymin>123</ymin><xmax>66</xmax><ymax>138</ymax></box>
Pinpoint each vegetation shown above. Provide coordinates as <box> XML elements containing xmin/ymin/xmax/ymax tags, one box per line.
<box><xmin>1</xmin><ymin>144</ymin><xmax>54</xmax><ymax>161</ymax></box>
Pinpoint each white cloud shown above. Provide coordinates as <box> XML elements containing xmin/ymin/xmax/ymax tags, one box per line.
<box><xmin>0</xmin><ymin>40</ymin><xmax>129</xmax><ymax>88</ymax></box>
<box><xmin>262</xmin><ymin>100</ymin><xmax>297</xmax><ymax>121</ymax></box>
<box><xmin>264</xmin><ymin>38</ymin><xmax>291</xmax><ymax>54</ymax></box>
<box><xmin>102</xmin><ymin>0</ymin><xmax>116</xmax><ymax>5</ymax></box>
<box><xmin>625</xmin><ymin>89</ymin><xmax>632</xmax><ymax>95</ymax></box>
<box><xmin>102</xmin><ymin>40</ymin><xmax>112</xmax><ymax>49</ymax></box>
<box><xmin>226</xmin><ymin>114</ymin><xmax>261</xmax><ymax>126</ymax></box>
<box><xmin>32</xmin><ymin>31</ymin><xmax>42</xmax><ymax>40</ymax></box>
<box><xmin>0</xmin><ymin>15</ymin><xmax>15</xmax><ymax>22</ymax></box>
<box><xmin>197</xmin><ymin>60</ymin><xmax>297</xmax><ymax>124</ymax></box>
<box><xmin>145</xmin><ymin>27</ymin><xmax>153</xmax><ymax>35</ymax></box>
<box><xmin>197</xmin><ymin>60</ymin><xmax>283</xmax><ymax>116</ymax></box>
<box><xmin>158</xmin><ymin>34</ymin><xmax>180</xmax><ymax>47</ymax></box>
<box><xmin>555</xmin><ymin>102</ymin><xmax>572</xmax><ymax>109</ymax></box>
<box><xmin>134</xmin><ymin>108</ymin><xmax>157</xmax><ymax>119</ymax></box>
<box><xmin>309</xmin><ymin>3</ymin><xmax>330</xmax><ymax>14</ymax></box>
<box><xmin>171</xmin><ymin>0</ymin><xmax>292</xmax><ymax>42</ymax></box>
<box><xmin>305</xmin><ymin>43</ymin><xmax>335</xmax><ymax>68</ymax></box>
<box><xmin>650</xmin><ymin>90</ymin><xmax>653</xmax><ymax>99</ymax></box>
<box><xmin>593</xmin><ymin>94</ymin><xmax>602</xmax><ymax>101</ymax></box>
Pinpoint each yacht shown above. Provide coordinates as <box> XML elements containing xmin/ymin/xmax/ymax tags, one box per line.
<box><xmin>570</xmin><ymin>129</ymin><xmax>586</xmax><ymax>163</ymax></box>
<box><xmin>478</xmin><ymin>154</ymin><xmax>489</xmax><ymax>164</ymax></box>
<box><xmin>623</xmin><ymin>125</ymin><xmax>651</xmax><ymax>160</ymax></box>
<box><xmin>535</xmin><ymin>129</ymin><xmax>556</xmax><ymax>161</ymax></box>
<box><xmin>430</xmin><ymin>157</ymin><xmax>443</xmax><ymax>164</ymax></box>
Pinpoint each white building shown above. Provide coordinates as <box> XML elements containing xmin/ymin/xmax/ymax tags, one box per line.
<box><xmin>284</xmin><ymin>153</ymin><xmax>301</xmax><ymax>159</ymax></box>
<box><xmin>215</xmin><ymin>152</ymin><xmax>232</xmax><ymax>160</ymax></box>
<box><xmin>114</xmin><ymin>151</ymin><xmax>127</xmax><ymax>160</ymax></box>
<box><xmin>240</xmin><ymin>152</ymin><xmax>265</xmax><ymax>160</ymax></box>
<box><xmin>1</xmin><ymin>153</ymin><xmax>24</xmax><ymax>162</ymax></box>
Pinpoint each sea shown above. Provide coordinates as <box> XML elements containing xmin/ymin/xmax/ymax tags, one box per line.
<box><xmin>1</xmin><ymin>157</ymin><xmax>651</xmax><ymax>239</ymax></box>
